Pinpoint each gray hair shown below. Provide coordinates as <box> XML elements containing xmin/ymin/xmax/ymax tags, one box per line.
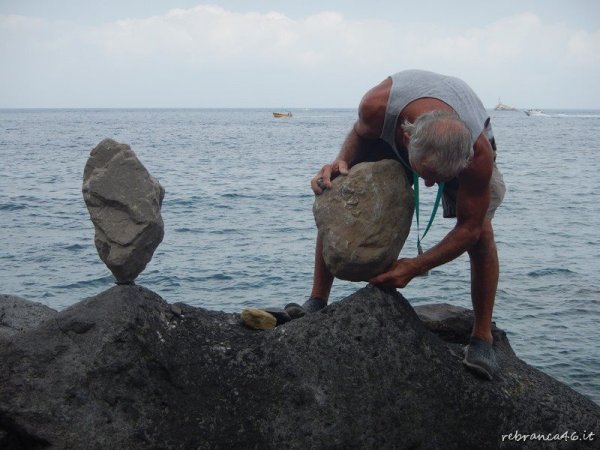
<box><xmin>403</xmin><ymin>110</ymin><xmax>473</xmax><ymax>180</ymax></box>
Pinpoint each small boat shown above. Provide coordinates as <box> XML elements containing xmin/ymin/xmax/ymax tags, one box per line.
<box><xmin>273</xmin><ymin>112</ymin><xmax>293</xmax><ymax>118</ymax></box>
<box><xmin>494</xmin><ymin>99</ymin><xmax>517</xmax><ymax>111</ymax></box>
<box><xmin>524</xmin><ymin>109</ymin><xmax>543</xmax><ymax>116</ymax></box>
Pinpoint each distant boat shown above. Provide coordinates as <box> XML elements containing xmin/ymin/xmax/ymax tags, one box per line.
<box><xmin>273</xmin><ymin>112</ymin><xmax>293</xmax><ymax>118</ymax></box>
<box><xmin>494</xmin><ymin>99</ymin><xmax>518</xmax><ymax>111</ymax></box>
<box><xmin>524</xmin><ymin>109</ymin><xmax>543</xmax><ymax>116</ymax></box>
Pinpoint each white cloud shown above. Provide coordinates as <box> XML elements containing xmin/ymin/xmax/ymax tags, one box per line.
<box><xmin>85</xmin><ymin>6</ymin><xmax>393</xmax><ymax>68</ymax></box>
<box><xmin>1</xmin><ymin>7</ymin><xmax>599</xmax><ymax>107</ymax></box>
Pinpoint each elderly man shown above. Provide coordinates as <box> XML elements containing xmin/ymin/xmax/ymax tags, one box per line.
<box><xmin>298</xmin><ymin>69</ymin><xmax>506</xmax><ymax>379</ymax></box>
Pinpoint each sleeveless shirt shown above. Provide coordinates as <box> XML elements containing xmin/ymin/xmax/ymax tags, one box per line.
<box><xmin>380</xmin><ymin>70</ymin><xmax>493</xmax><ymax>153</ymax></box>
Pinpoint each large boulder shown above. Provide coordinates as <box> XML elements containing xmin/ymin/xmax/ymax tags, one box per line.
<box><xmin>82</xmin><ymin>139</ymin><xmax>165</xmax><ymax>284</ymax></box>
<box><xmin>1</xmin><ymin>286</ymin><xmax>598</xmax><ymax>449</ymax></box>
<box><xmin>313</xmin><ymin>159</ymin><xmax>414</xmax><ymax>281</ymax></box>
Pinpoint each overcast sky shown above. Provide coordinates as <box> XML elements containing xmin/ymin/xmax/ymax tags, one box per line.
<box><xmin>1</xmin><ymin>0</ymin><xmax>598</xmax><ymax>108</ymax></box>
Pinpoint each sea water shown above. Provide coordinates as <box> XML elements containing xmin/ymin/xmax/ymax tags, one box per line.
<box><xmin>1</xmin><ymin>108</ymin><xmax>599</xmax><ymax>405</ymax></box>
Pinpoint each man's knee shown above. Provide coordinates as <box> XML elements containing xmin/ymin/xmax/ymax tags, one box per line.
<box><xmin>469</xmin><ymin>220</ymin><xmax>495</xmax><ymax>257</ymax></box>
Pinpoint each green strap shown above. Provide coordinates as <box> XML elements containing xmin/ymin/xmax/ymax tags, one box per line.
<box><xmin>413</xmin><ymin>172</ymin><xmax>445</xmax><ymax>255</ymax></box>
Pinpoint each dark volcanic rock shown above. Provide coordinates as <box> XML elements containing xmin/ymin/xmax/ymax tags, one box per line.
<box><xmin>313</xmin><ymin>160</ymin><xmax>414</xmax><ymax>281</ymax></box>
<box><xmin>0</xmin><ymin>294</ymin><xmax>57</xmax><ymax>341</ymax></box>
<box><xmin>1</xmin><ymin>286</ymin><xmax>598</xmax><ymax>449</ymax></box>
<box><xmin>82</xmin><ymin>138</ymin><xmax>165</xmax><ymax>284</ymax></box>
<box><xmin>414</xmin><ymin>302</ymin><xmax>508</xmax><ymax>345</ymax></box>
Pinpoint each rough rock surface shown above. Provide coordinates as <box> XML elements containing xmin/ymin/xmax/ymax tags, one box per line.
<box><xmin>313</xmin><ymin>160</ymin><xmax>414</xmax><ymax>281</ymax></box>
<box><xmin>82</xmin><ymin>139</ymin><xmax>165</xmax><ymax>284</ymax></box>
<box><xmin>1</xmin><ymin>286</ymin><xmax>598</xmax><ymax>449</ymax></box>
<box><xmin>0</xmin><ymin>294</ymin><xmax>57</xmax><ymax>341</ymax></box>
<box><xmin>414</xmin><ymin>302</ymin><xmax>488</xmax><ymax>344</ymax></box>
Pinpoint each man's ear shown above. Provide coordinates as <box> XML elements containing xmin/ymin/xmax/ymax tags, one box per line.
<box><xmin>403</xmin><ymin>131</ymin><xmax>410</xmax><ymax>147</ymax></box>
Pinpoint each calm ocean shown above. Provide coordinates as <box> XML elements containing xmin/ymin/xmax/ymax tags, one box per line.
<box><xmin>1</xmin><ymin>108</ymin><xmax>599</xmax><ymax>405</ymax></box>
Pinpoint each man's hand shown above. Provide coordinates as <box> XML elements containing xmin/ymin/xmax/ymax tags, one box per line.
<box><xmin>311</xmin><ymin>159</ymin><xmax>350</xmax><ymax>194</ymax></box>
<box><xmin>369</xmin><ymin>258</ymin><xmax>422</xmax><ymax>288</ymax></box>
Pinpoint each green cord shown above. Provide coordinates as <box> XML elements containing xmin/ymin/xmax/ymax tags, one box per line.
<box><xmin>413</xmin><ymin>172</ymin><xmax>445</xmax><ymax>255</ymax></box>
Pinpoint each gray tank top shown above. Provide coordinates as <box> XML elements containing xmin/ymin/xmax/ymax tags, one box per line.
<box><xmin>380</xmin><ymin>70</ymin><xmax>493</xmax><ymax>153</ymax></box>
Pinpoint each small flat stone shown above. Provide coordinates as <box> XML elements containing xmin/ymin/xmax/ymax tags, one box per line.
<box><xmin>241</xmin><ymin>308</ymin><xmax>277</xmax><ymax>330</ymax></box>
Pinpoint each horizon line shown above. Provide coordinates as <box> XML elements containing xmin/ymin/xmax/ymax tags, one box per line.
<box><xmin>2</xmin><ymin>106</ymin><xmax>599</xmax><ymax>111</ymax></box>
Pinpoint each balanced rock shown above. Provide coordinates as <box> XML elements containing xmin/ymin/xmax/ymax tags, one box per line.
<box><xmin>313</xmin><ymin>159</ymin><xmax>414</xmax><ymax>281</ymax></box>
<box><xmin>82</xmin><ymin>139</ymin><xmax>165</xmax><ymax>284</ymax></box>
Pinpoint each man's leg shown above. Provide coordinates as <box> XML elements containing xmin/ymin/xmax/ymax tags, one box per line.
<box><xmin>462</xmin><ymin>218</ymin><xmax>500</xmax><ymax>379</ymax></box>
<box><xmin>467</xmin><ymin>218</ymin><xmax>499</xmax><ymax>343</ymax></box>
<box><xmin>283</xmin><ymin>234</ymin><xmax>333</xmax><ymax>319</ymax></box>
<box><xmin>310</xmin><ymin>233</ymin><xmax>334</xmax><ymax>302</ymax></box>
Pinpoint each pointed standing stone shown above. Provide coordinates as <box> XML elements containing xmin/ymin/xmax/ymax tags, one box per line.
<box><xmin>82</xmin><ymin>139</ymin><xmax>165</xmax><ymax>284</ymax></box>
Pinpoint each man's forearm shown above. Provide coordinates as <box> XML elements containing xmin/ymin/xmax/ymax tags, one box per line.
<box><xmin>415</xmin><ymin>224</ymin><xmax>481</xmax><ymax>273</ymax></box>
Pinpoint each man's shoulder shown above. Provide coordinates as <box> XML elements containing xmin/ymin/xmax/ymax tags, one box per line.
<box><xmin>459</xmin><ymin>136</ymin><xmax>494</xmax><ymax>186</ymax></box>
<box><xmin>357</xmin><ymin>78</ymin><xmax>392</xmax><ymax>138</ymax></box>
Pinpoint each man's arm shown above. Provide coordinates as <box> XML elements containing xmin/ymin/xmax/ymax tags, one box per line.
<box><xmin>369</xmin><ymin>134</ymin><xmax>494</xmax><ymax>287</ymax></box>
<box><xmin>311</xmin><ymin>95</ymin><xmax>385</xmax><ymax>194</ymax></box>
